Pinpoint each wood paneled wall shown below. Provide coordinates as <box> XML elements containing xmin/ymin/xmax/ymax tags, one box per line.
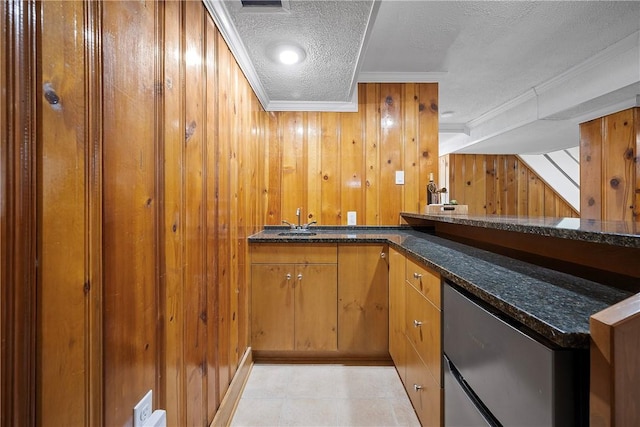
<box><xmin>580</xmin><ymin>107</ymin><xmax>640</xmax><ymax>222</ymax></box>
<box><xmin>2</xmin><ymin>1</ymin><xmax>267</xmax><ymax>426</ymax></box>
<box><xmin>2</xmin><ymin>3</ymin><xmax>438</xmax><ymax>425</ymax></box>
<box><xmin>442</xmin><ymin>154</ymin><xmax>579</xmax><ymax>218</ymax></box>
<box><xmin>265</xmin><ymin>83</ymin><xmax>439</xmax><ymax>226</ymax></box>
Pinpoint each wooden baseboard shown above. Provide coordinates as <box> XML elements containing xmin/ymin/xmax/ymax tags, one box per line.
<box><xmin>252</xmin><ymin>350</ymin><xmax>393</xmax><ymax>365</ymax></box>
<box><xmin>210</xmin><ymin>348</ymin><xmax>254</xmax><ymax>427</ymax></box>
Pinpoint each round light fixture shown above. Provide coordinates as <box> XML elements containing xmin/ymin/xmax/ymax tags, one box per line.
<box><xmin>440</xmin><ymin>110</ymin><xmax>455</xmax><ymax>118</ymax></box>
<box><xmin>269</xmin><ymin>42</ymin><xmax>306</xmax><ymax>65</ymax></box>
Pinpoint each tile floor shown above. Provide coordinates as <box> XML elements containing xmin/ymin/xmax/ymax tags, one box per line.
<box><xmin>230</xmin><ymin>364</ymin><xmax>421</xmax><ymax>426</ymax></box>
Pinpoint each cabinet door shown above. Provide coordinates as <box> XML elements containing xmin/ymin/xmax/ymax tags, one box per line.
<box><xmin>406</xmin><ymin>282</ymin><xmax>441</xmax><ymax>386</ymax></box>
<box><xmin>338</xmin><ymin>244</ymin><xmax>389</xmax><ymax>354</ymax></box>
<box><xmin>389</xmin><ymin>247</ymin><xmax>407</xmax><ymax>379</ymax></box>
<box><xmin>406</xmin><ymin>338</ymin><xmax>442</xmax><ymax>427</ymax></box>
<box><xmin>251</xmin><ymin>264</ymin><xmax>295</xmax><ymax>350</ymax></box>
<box><xmin>295</xmin><ymin>264</ymin><xmax>338</xmax><ymax>351</ymax></box>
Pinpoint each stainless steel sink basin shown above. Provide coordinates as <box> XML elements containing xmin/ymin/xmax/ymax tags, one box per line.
<box><xmin>277</xmin><ymin>230</ymin><xmax>317</xmax><ymax>236</ymax></box>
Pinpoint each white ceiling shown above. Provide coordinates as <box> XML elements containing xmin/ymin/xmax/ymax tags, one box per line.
<box><xmin>205</xmin><ymin>0</ymin><xmax>640</xmax><ymax>155</ymax></box>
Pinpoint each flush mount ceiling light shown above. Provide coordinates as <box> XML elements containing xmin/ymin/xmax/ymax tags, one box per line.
<box><xmin>269</xmin><ymin>42</ymin><xmax>306</xmax><ymax>65</ymax></box>
<box><xmin>440</xmin><ymin>111</ymin><xmax>455</xmax><ymax>118</ymax></box>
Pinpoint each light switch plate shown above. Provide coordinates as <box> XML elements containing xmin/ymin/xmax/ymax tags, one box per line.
<box><xmin>395</xmin><ymin>171</ymin><xmax>404</xmax><ymax>184</ymax></box>
<box><xmin>347</xmin><ymin>211</ymin><xmax>357</xmax><ymax>225</ymax></box>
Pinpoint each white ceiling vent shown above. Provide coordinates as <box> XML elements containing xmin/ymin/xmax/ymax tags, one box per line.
<box><xmin>241</xmin><ymin>0</ymin><xmax>281</xmax><ymax>8</ymax></box>
<box><xmin>233</xmin><ymin>0</ymin><xmax>290</xmax><ymax>13</ymax></box>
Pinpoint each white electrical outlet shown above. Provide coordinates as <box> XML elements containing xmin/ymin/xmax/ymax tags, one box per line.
<box><xmin>347</xmin><ymin>211</ymin><xmax>357</xmax><ymax>225</ymax></box>
<box><xmin>395</xmin><ymin>170</ymin><xmax>404</xmax><ymax>184</ymax></box>
<box><xmin>134</xmin><ymin>390</ymin><xmax>153</xmax><ymax>427</ymax></box>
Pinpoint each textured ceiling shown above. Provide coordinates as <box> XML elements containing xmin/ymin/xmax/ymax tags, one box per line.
<box><xmin>206</xmin><ymin>0</ymin><xmax>640</xmax><ymax>154</ymax></box>
<box><xmin>362</xmin><ymin>1</ymin><xmax>640</xmax><ymax>125</ymax></box>
<box><xmin>224</xmin><ymin>0</ymin><xmax>374</xmax><ymax>102</ymax></box>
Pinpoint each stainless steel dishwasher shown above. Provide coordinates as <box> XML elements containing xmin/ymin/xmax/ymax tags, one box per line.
<box><xmin>443</xmin><ymin>281</ymin><xmax>588</xmax><ymax>426</ymax></box>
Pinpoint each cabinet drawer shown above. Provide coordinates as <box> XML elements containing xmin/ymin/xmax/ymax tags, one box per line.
<box><xmin>406</xmin><ymin>257</ymin><xmax>441</xmax><ymax>308</ymax></box>
<box><xmin>251</xmin><ymin>243</ymin><xmax>337</xmax><ymax>264</ymax></box>
<box><xmin>406</xmin><ymin>337</ymin><xmax>442</xmax><ymax>427</ymax></box>
<box><xmin>406</xmin><ymin>283</ymin><xmax>441</xmax><ymax>386</ymax></box>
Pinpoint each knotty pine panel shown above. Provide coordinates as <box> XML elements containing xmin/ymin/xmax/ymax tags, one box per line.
<box><xmin>418</xmin><ymin>84</ymin><xmax>439</xmax><ymax>210</ymax></box>
<box><xmin>265</xmin><ymin>83</ymin><xmax>439</xmax><ymax>225</ymax></box>
<box><xmin>162</xmin><ymin>2</ymin><xmax>185</xmax><ymax>424</ymax></box>
<box><xmin>445</xmin><ymin>154</ymin><xmax>578</xmax><ymax>218</ymax></box>
<box><xmin>38</xmin><ymin>2</ymin><xmax>91</xmax><ymax>425</ymax></box>
<box><xmin>205</xmin><ymin>11</ymin><xmax>220</xmax><ymax>422</ymax></box>
<box><xmin>580</xmin><ymin>118</ymin><xmax>603</xmax><ymax>220</ymax></box>
<box><xmin>102</xmin><ymin>2</ymin><xmax>160</xmax><ymax>425</ymax></box>
<box><xmin>379</xmin><ymin>83</ymin><xmax>404</xmax><ymax>224</ymax></box>
<box><xmin>216</xmin><ymin>30</ymin><xmax>233</xmax><ymax>405</ymax></box>
<box><xmin>580</xmin><ymin>108</ymin><xmax>640</xmax><ymax>222</ymax></box>
<box><xmin>20</xmin><ymin>2</ymin><xmax>267</xmax><ymax>426</ymax></box>
<box><xmin>184</xmin><ymin>2</ymin><xmax>207</xmax><ymax>424</ymax></box>
<box><xmin>603</xmin><ymin>109</ymin><xmax>635</xmax><ymax>221</ymax></box>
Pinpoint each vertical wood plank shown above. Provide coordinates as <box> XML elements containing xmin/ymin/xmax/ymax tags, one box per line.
<box><xmin>266</xmin><ymin>112</ymin><xmax>281</xmax><ymax>225</ymax></box>
<box><xmin>439</xmin><ymin>154</ymin><xmax>449</xmax><ymax>206</ymax></box>
<box><xmin>603</xmin><ymin>109</ymin><xmax>635</xmax><ymax>221</ymax></box>
<box><xmin>379</xmin><ymin>84</ymin><xmax>403</xmax><ymax>224</ymax></box>
<box><xmin>281</xmin><ymin>112</ymin><xmax>305</xmax><ymax>222</ymax></box>
<box><xmin>229</xmin><ymin>59</ymin><xmax>240</xmax><ymax>378</ymax></box>
<box><xmin>580</xmin><ymin>118</ymin><xmax>603</xmax><ymax>220</ymax></box>
<box><xmin>320</xmin><ymin>113</ymin><xmax>341</xmax><ymax>224</ymax></box>
<box><xmin>2</xmin><ymin>2</ymin><xmax>39</xmax><ymax>425</ymax></box>
<box><xmin>204</xmin><ymin>11</ymin><xmax>219</xmax><ymax>421</ymax></box>
<box><xmin>418</xmin><ymin>84</ymin><xmax>439</xmax><ymax>211</ymax></box>
<box><xmin>528</xmin><ymin>174</ymin><xmax>544</xmax><ymax>217</ymax></box>
<box><xmin>102</xmin><ymin>2</ymin><xmax>159</xmax><ymax>424</ymax></box>
<box><xmin>184</xmin><ymin>2</ymin><xmax>207</xmax><ymax>424</ymax></box>
<box><xmin>485</xmin><ymin>155</ymin><xmax>497</xmax><ymax>214</ymax></box>
<box><xmin>634</xmin><ymin>108</ymin><xmax>640</xmax><ymax>222</ymax></box>
<box><xmin>505</xmin><ymin>156</ymin><xmax>518</xmax><ymax>216</ymax></box>
<box><xmin>403</xmin><ymin>84</ymin><xmax>420</xmax><ymax>213</ymax></box>
<box><xmin>340</xmin><ymin>106</ymin><xmax>364</xmax><ymax>223</ymax></box>
<box><xmin>364</xmin><ymin>84</ymin><xmax>380</xmax><ymax>225</ymax></box>
<box><xmin>38</xmin><ymin>2</ymin><xmax>88</xmax><ymax>425</ymax></box>
<box><xmin>306</xmin><ymin>112</ymin><xmax>322</xmax><ymax>224</ymax></box>
<box><xmin>163</xmin><ymin>2</ymin><xmax>185</xmax><ymax>423</ymax></box>
<box><xmin>216</xmin><ymin>31</ymin><xmax>232</xmax><ymax>403</ymax></box>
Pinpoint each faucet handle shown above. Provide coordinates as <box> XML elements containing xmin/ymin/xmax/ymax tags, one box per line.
<box><xmin>282</xmin><ymin>220</ymin><xmax>295</xmax><ymax>229</ymax></box>
<box><xmin>302</xmin><ymin>220</ymin><xmax>317</xmax><ymax>229</ymax></box>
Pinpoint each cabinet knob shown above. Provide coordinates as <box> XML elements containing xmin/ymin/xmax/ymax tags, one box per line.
<box><xmin>286</xmin><ymin>273</ymin><xmax>292</xmax><ymax>280</ymax></box>
<box><xmin>297</xmin><ymin>273</ymin><xmax>303</xmax><ymax>280</ymax></box>
<box><xmin>413</xmin><ymin>319</ymin><xmax>423</xmax><ymax>327</ymax></box>
<box><xmin>413</xmin><ymin>384</ymin><xmax>423</xmax><ymax>391</ymax></box>
<box><xmin>413</xmin><ymin>272</ymin><xmax>422</xmax><ymax>279</ymax></box>
<box><xmin>380</xmin><ymin>252</ymin><xmax>386</xmax><ymax>259</ymax></box>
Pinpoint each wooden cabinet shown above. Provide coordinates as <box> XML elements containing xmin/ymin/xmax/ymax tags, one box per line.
<box><xmin>389</xmin><ymin>247</ymin><xmax>407</xmax><ymax>381</ymax></box>
<box><xmin>406</xmin><ymin>338</ymin><xmax>442</xmax><ymax>427</ymax></box>
<box><xmin>406</xmin><ymin>256</ymin><xmax>441</xmax><ymax>309</ymax></box>
<box><xmin>251</xmin><ymin>244</ymin><xmax>338</xmax><ymax>351</ymax></box>
<box><xmin>337</xmin><ymin>244</ymin><xmax>389</xmax><ymax>356</ymax></box>
<box><xmin>389</xmin><ymin>252</ymin><xmax>443</xmax><ymax>426</ymax></box>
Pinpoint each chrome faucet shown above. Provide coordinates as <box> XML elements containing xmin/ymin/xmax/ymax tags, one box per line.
<box><xmin>282</xmin><ymin>208</ymin><xmax>317</xmax><ymax>230</ymax></box>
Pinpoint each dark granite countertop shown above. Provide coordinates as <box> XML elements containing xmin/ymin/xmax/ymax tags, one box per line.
<box><xmin>249</xmin><ymin>226</ymin><xmax>634</xmax><ymax>349</ymax></box>
<box><xmin>401</xmin><ymin>212</ymin><xmax>640</xmax><ymax>248</ymax></box>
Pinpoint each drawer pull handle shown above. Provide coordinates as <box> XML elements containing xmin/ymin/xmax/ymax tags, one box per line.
<box><xmin>413</xmin><ymin>272</ymin><xmax>422</xmax><ymax>279</ymax></box>
<box><xmin>297</xmin><ymin>273</ymin><xmax>303</xmax><ymax>280</ymax></box>
<box><xmin>413</xmin><ymin>320</ymin><xmax>423</xmax><ymax>327</ymax></box>
<box><xmin>380</xmin><ymin>252</ymin><xmax>386</xmax><ymax>259</ymax></box>
<box><xmin>413</xmin><ymin>384</ymin><xmax>423</xmax><ymax>391</ymax></box>
<box><xmin>286</xmin><ymin>273</ymin><xmax>292</xmax><ymax>280</ymax></box>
